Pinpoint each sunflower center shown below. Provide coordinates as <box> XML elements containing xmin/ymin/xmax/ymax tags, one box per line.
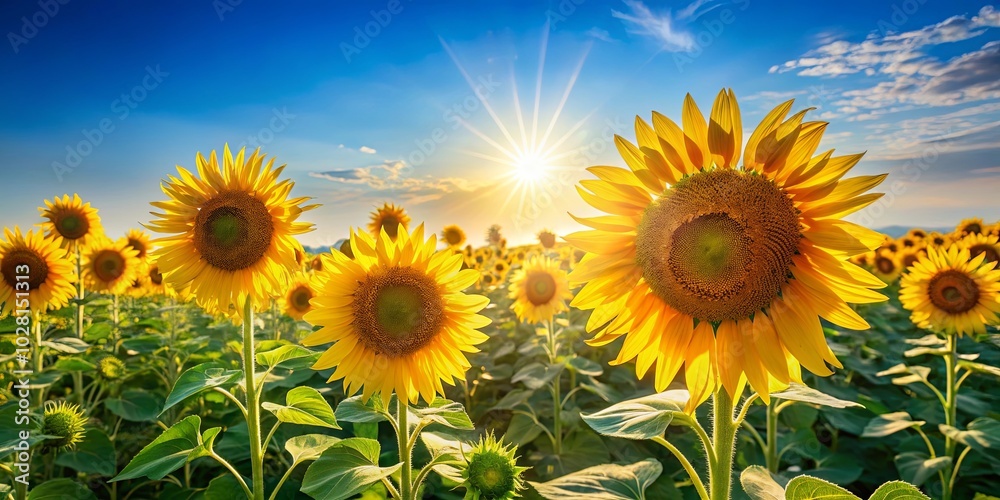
<box><xmin>93</xmin><ymin>250</ymin><xmax>126</xmax><ymax>282</ymax></box>
<box><xmin>291</xmin><ymin>285</ymin><xmax>312</xmax><ymax>311</ymax></box>
<box><xmin>964</xmin><ymin>223</ymin><xmax>982</xmax><ymax>234</ymax></box>
<box><xmin>54</xmin><ymin>211</ymin><xmax>90</xmax><ymax>240</ymax></box>
<box><xmin>127</xmin><ymin>238</ymin><xmax>147</xmax><ymax>259</ymax></box>
<box><xmin>353</xmin><ymin>266</ymin><xmax>444</xmax><ymax>357</ymax></box>
<box><xmin>928</xmin><ymin>270</ymin><xmax>979</xmax><ymax>314</ymax></box>
<box><xmin>970</xmin><ymin>243</ymin><xmax>999</xmax><ymax>264</ymax></box>
<box><xmin>876</xmin><ymin>255</ymin><xmax>896</xmax><ymax>274</ymax></box>
<box><xmin>468</xmin><ymin>452</ymin><xmax>515</xmax><ymax>499</ymax></box>
<box><xmin>525</xmin><ymin>271</ymin><xmax>557</xmax><ymax>306</ymax></box>
<box><xmin>445</xmin><ymin>229</ymin><xmax>463</xmax><ymax>246</ymax></box>
<box><xmin>194</xmin><ymin>191</ymin><xmax>274</xmax><ymax>271</ymax></box>
<box><xmin>901</xmin><ymin>252</ymin><xmax>921</xmax><ymax>269</ymax></box>
<box><xmin>149</xmin><ymin>265</ymin><xmax>163</xmax><ymax>285</ymax></box>
<box><xmin>380</xmin><ymin>216</ymin><xmax>401</xmax><ymax>239</ymax></box>
<box><xmin>1</xmin><ymin>249</ymin><xmax>49</xmax><ymax>290</ymax></box>
<box><xmin>635</xmin><ymin>169</ymin><xmax>800</xmax><ymax>322</ymax></box>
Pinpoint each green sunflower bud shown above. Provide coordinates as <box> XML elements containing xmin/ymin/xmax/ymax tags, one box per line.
<box><xmin>96</xmin><ymin>355</ymin><xmax>126</xmax><ymax>380</ymax></box>
<box><xmin>461</xmin><ymin>433</ymin><xmax>527</xmax><ymax>500</ymax></box>
<box><xmin>40</xmin><ymin>401</ymin><xmax>87</xmax><ymax>451</ymax></box>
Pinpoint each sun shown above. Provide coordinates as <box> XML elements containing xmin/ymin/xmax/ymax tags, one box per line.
<box><xmin>511</xmin><ymin>151</ymin><xmax>552</xmax><ymax>184</ymax></box>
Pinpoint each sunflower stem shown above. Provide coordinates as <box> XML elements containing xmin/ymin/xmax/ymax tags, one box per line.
<box><xmin>709</xmin><ymin>388</ymin><xmax>737</xmax><ymax>500</ymax></box>
<box><xmin>241</xmin><ymin>298</ymin><xmax>265</xmax><ymax>500</ymax></box>
<box><xmin>547</xmin><ymin>319</ymin><xmax>563</xmax><ymax>455</ymax></box>
<box><xmin>32</xmin><ymin>313</ymin><xmax>44</xmax><ymax>406</ymax></box>
<box><xmin>397</xmin><ymin>399</ymin><xmax>413</xmax><ymax>500</ymax></box>
<box><xmin>941</xmin><ymin>333</ymin><xmax>959</xmax><ymax>500</ymax></box>
<box><xmin>73</xmin><ymin>244</ymin><xmax>85</xmax><ymax>404</ymax></box>
<box><xmin>765</xmin><ymin>398</ymin><xmax>779</xmax><ymax>473</ymax></box>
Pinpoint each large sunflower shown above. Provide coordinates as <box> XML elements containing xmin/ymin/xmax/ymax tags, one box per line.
<box><xmin>0</xmin><ymin>227</ymin><xmax>76</xmax><ymax>317</ymax></box>
<box><xmin>282</xmin><ymin>273</ymin><xmax>315</xmax><ymax>321</ymax></box>
<box><xmin>303</xmin><ymin>224</ymin><xmax>491</xmax><ymax>404</ymax></box>
<box><xmin>508</xmin><ymin>255</ymin><xmax>572</xmax><ymax>324</ymax></box>
<box><xmin>369</xmin><ymin>203</ymin><xmax>410</xmax><ymax>241</ymax></box>
<box><xmin>900</xmin><ymin>244</ymin><xmax>1000</xmax><ymax>336</ymax></box>
<box><xmin>566</xmin><ymin>90</ymin><xmax>887</xmax><ymax>407</ymax></box>
<box><xmin>81</xmin><ymin>237</ymin><xmax>141</xmax><ymax>295</ymax></box>
<box><xmin>38</xmin><ymin>194</ymin><xmax>104</xmax><ymax>249</ymax></box>
<box><xmin>147</xmin><ymin>146</ymin><xmax>316</xmax><ymax>317</ymax></box>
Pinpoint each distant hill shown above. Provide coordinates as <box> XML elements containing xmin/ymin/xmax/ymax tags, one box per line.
<box><xmin>875</xmin><ymin>225</ymin><xmax>953</xmax><ymax>239</ymax></box>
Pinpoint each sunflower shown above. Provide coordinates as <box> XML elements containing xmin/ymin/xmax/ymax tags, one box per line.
<box><xmin>956</xmin><ymin>217</ymin><xmax>985</xmax><ymax>236</ymax></box>
<box><xmin>480</xmin><ymin>272</ymin><xmax>497</xmax><ymax>288</ymax></box>
<box><xmin>81</xmin><ymin>236</ymin><xmax>141</xmax><ymax>295</ymax></box>
<box><xmin>872</xmin><ymin>249</ymin><xmax>902</xmax><ymax>284</ymax></box>
<box><xmin>145</xmin><ymin>262</ymin><xmax>169</xmax><ymax>297</ymax></box>
<box><xmin>126</xmin><ymin>261</ymin><xmax>151</xmax><ymax>298</ymax></box>
<box><xmin>486</xmin><ymin>224</ymin><xmax>503</xmax><ymax>246</ymax></box>
<box><xmin>492</xmin><ymin>259</ymin><xmax>510</xmax><ymax>278</ymax></box>
<box><xmin>960</xmin><ymin>232</ymin><xmax>1000</xmax><ymax>265</ymax></box>
<box><xmin>147</xmin><ymin>146</ymin><xmax>316</xmax><ymax>317</ymax></box>
<box><xmin>460</xmin><ymin>433</ymin><xmax>528</xmax><ymax>500</ymax></box>
<box><xmin>442</xmin><ymin>225</ymin><xmax>467</xmax><ymax>248</ymax></box>
<box><xmin>906</xmin><ymin>228</ymin><xmax>927</xmax><ymax>240</ymax></box>
<box><xmin>537</xmin><ymin>229</ymin><xmax>557</xmax><ymax>249</ymax></box>
<box><xmin>38</xmin><ymin>194</ymin><xmax>104</xmax><ymax>249</ymax></box>
<box><xmin>369</xmin><ymin>203</ymin><xmax>410</xmax><ymax>241</ymax></box>
<box><xmin>282</xmin><ymin>273</ymin><xmax>315</xmax><ymax>320</ymax></box>
<box><xmin>508</xmin><ymin>255</ymin><xmax>572</xmax><ymax>324</ymax></box>
<box><xmin>899</xmin><ymin>236</ymin><xmax>917</xmax><ymax>249</ymax></box>
<box><xmin>0</xmin><ymin>227</ymin><xmax>76</xmax><ymax>317</ymax></box>
<box><xmin>850</xmin><ymin>251</ymin><xmax>873</xmax><ymax>268</ymax></box>
<box><xmin>926</xmin><ymin>232</ymin><xmax>950</xmax><ymax>249</ymax></box>
<box><xmin>897</xmin><ymin>245</ymin><xmax>927</xmax><ymax>271</ymax></box>
<box><xmin>566</xmin><ymin>90</ymin><xmax>887</xmax><ymax>407</ymax></box>
<box><xmin>900</xmin><ymin>244</ymin><xmax>1000</xmax><ymax>336</ymax></box>
<box><xmin>303</xmin><ymin>224</ymin><xmax>491</xmax><ymax>404</ymax></box>
<box><xmin>125</xmin><ymin>228</ymin><xmax>152</xmax><ymax>260</ymax></box>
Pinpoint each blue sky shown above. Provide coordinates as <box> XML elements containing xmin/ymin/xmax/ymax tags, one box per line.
<box><xmin>1</xmin><ymin>0</ymin><xmax>997</xmax><ymax>247</ymax></box>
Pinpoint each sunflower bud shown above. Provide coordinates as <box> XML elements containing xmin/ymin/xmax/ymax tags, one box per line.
<box><xmin>96</xmin><ymin>356</ymin><xmax>126</xmax><ymax>380</ymax></box>
<box><xmin>460</xmin><ymin>433</ymin><xmax>527</xmax><ymax>500</ymax></box>
<box><xmin>40</xmin><ymin>401</ymin><xmax>87</xmax><ymax>451</ymax></box>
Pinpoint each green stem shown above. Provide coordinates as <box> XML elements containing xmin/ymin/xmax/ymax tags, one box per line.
<box><xmin>242</xmin><ymin>299</ymin><xmax>265</xmax><ymax>500</ymax></box>
<box><xmin>211</xmin><ymin>450</ymin><xmax>253</xmax><ymax>499</ymax></box>
<box><xmin>112</xmin><ymin>294</ymin><xmax>119</xmax><ymax>352</ymax></box>
<box><xmin>397</xmin><ymin>399</ymin><xmax>413</xmax><ymax>500</ymax></box>
<box><xmin>765</xmin><ymin>398</ymin><xmax>778</xmax><ymax>473</ymax></box>
<box><xmin>653</xmin><ymin>436</ymin><xmax>709</xmax><ymax>500</ymax></box>
<box><xmin>32</xmin><ymin>314</ymin><xmax>44</xmax><ymax>406</ymax></box>
<box><xmin>710</xmin><ymin>388</ymin><xmax>738</xmax><ymax>500</ymax></box>
<box><xmin>547</xmin><ymin>319</ymin><xmax>562</xmax><ymax>455</ymax></box>
<box><xmin>74</xmin><ymin>245</ymin><xmax>85</xmax><ymax>404</ymax></box>
<box><xmin>941</xmin><ymin>333</ymin><xmax>958</xmax><ymax>500</ymax></box>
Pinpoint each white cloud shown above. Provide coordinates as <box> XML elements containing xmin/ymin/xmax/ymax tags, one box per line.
<box><xmin>359</xmin><ymin>146</ymin><xmax>377</xmax><ymax>154</ymax></box>
<box><xmin>612</xmin><ymin>0</ymin><xmax>695</xmax><ymax>51</ymax></box>
<box><xmin>309</xmin><ymin>160</ymin><xmax>488</xmax><ymax>205</ymax></box>
<box><xmin>586</xmin><ymin>27</ymin><xmax>615</xmax><ymax>42</ymax></box>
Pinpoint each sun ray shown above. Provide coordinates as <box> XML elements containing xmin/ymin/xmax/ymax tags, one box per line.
<box><xmin>537</xmin><ymin>43</ymin><xmax>592</xmax><ymax>152</ymax></box>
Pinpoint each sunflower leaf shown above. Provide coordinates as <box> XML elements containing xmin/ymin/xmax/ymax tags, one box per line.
<box><xmin>528</xmin><ymin>459</ymin><xmax>663</xmax><ymax>500</ymax></box>
<box><xmin>862</xmin><ymin>412</ymin><xmax>925</xmax><ymax>438</ymax></box>
<box><xmin>262</xmin><ymin>386</ymin><xmax>340</xmax><ymax>429</ymax></box>
<box><xmin>256</xmin><ymin>344</ymin><xmax>316</xmax><ymax>368</ymax></box>
<box><xmin>285</xmin><ymin>434</ymin><xmax>341</xmax><ymax>464</ymax></box>
<box><xmin>27</xmin><ymin>479</ymin><xmax>97</xmax><ymax>500</ymax></box>
<box><xmin>771</xmin><ymin>383</ymin><xmax>864</xmax><ymax>409</ymax></box>
<box><xmin>784</xmin><ymin>475</ymin><xmax>860</xmax><ymax>500</ymax></box>
<box><xmin>335</xmin><ymin>395</ymin><xmax>389</xmax><ymax>423</ymax></box>
<box><xmin>111</xmin><ymin>415</ymin><xmax>203</xmax><ymax>482</ymax></box>
<box><xmin>410</xmin><ymin>398</ymin><xmax>474</xmax><ymax>430</ymax></box>
<box><xmin>958</xmin><ymin>360</ymin><xmax>1000</xmax><ymax>379</ymax></box>
<box><xmin>300</xmin><ymin>438</ymin><xmax>402</xmax><ymax>500</ymax></box>
<box><xmin>894</xmin><ymin>452</ymin><xmax>952</xmax><ymax>487</ymax></box>
<box><xmin>739</xmin><ymin>465</ymin><xmax>785</xmax><ymax>500</ymax></box>
<box><xmin>939</xmin><ymin>418</ymin><xmax>1000</xmax><ymax>455</ymax></box>
<box><xmin>868</xmin><ymin>481</ymin><xmax>931</xmax><ymax>500</ymax></box>
<box><xmin>581</xmin><ymin>390</ymin><xmax>687</xmax><ymax>440</ymax></box>
<box><xmin>161</xmin><ymin>362</ymin><xmax>241</xmax><ymax>415</ymax></box>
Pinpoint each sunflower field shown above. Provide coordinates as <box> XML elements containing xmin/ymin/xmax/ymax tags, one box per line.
<box><xmin>2</xmin><ymin>92</ymin><xmax>1000</xmax><ymax>500</ymax></box>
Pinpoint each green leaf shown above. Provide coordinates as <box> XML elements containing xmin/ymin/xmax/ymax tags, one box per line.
<box><xmin>528</xmin><ymin>459</ymin><xmax>663</xmax><ymax>500</ymax></box>
<box><xmin>189</xmin><ymin>427</ymin><xmax>222</xmax><ymax>461</ymax></box>
<box><xmin>52</xmin><ymin>357</ymin><xmax>96</xmax><ymax>372</ymax></box>
<box><xmin>111</xmin><ymin>415</ymin><xmax>203</xmax><ymax>482</ymax></box>
<box><xmin>285</xmin><ymin>434</ymin><xmax>342</xmax><ymax>463</ymax></box>
<box><xmin>771</xmin><ymin>383</ymin><xmax>864</xmax><ymax>409</ymax></box>
<box><xmin>505</xmin><ymin>413</ymin><xmax>544</xmax><ymax>447</ymax></box>
<box><xmin>300</xmin><ymin>438</ymin><xmax>403</xmax><ymax>500</ymax></box>
<box><xmin>410</xmin><ymin>398</ymin><xmax>474</xmax><ymax>430</ymax></box>
<box><xmin>28</xmin><ymin>479</ymin><xmax>97</xmax><ymax>499</ymax></box>
<box><xmin>512</xmin><ymin>362</ymin><xmax>564</xmax><ymax>390</ymax></box>
<box><xmin>939</xmin><ymin>418</ymin><xmax>1000</xmax><ymax>454</ymax></box>
<box><xmin>894</xmin><ymin>452</ymin><xmax>952</xmax><ymax>487</ymax></box>
<box><xmin>958</xmin><ymin>360</ymin><xmax>1000</xmax><ymax>378</ymax></box>
<box><xmin>121</xmin><ymin>335</ymin><xmax>164</xmax><ymax>354</ymax></box>
<box><xmin>262</xmin><ymin>386</ymin><xmax>340</xmax><ymax>429</ymax></box>
<box><xmin>890</xmin><ymin>366</ymin><xmax>931</xmax><ymax>386</ymax></box>
<box><xmin>84</xmin><ymin>323</ymin><xmax>113</xmax><ymax>342</ymax></box>
<box><xmin>335</xmin><ymin>395</ymin><xmax>389</xmax><ymax>423</ymax></box>
<box><xmin>256</xmin><ymin>344</ymin><xmax>316</xmax><ymax>367</ymax></box>
<box><xmin>740</xmin><ymin>465</ymin><xmax>785</xmax><ymax>500</ymax></box>
<box><xmin>868</xmin><ymin>481</ymin><xmax>931</xmax><ymax>500</ymax></box>
<box><xmin>42</xmin><ymin>337</ymin><xmax>90</xmax><ymax>354</ymax></box>
<box><xmin>54</xmin><ymin>429</ymin><xmax>116</xmax><ymax>476</ymax></box>
<box><xmin>784</xmin><ymin>475</ymin><xmax>860</xmax><ymax>499</ymax></box>
<box><xmin>904</xmin><ymin>334</ymin><xmax>946</xmax><ymax>347</ymax></box>
<box><xmin>862</xmin><ymin>412</ymin><xmax>925</xmax><ymax>438</ymax></box>
<box><xmin>204</xmin><ymin>474</ymin><xmax>247</xmax><ymax>500</ymax></box>
<box><xmin>104</xmin><ymin>390</ymin><xmax>163</xmax><ymax>422</ymax></box>
<box><xmin>581</xmin><ymin>390</ymin><xmax>687</xmax><ymax>440</ymax></box>
<box><xmin>161</xmin><ymin>362</ymin><xmax>241</xmax><ymax>414</ymax></box>
<box><xmin>567</xmin><ymin>356</ymin><xmax>603</xmax><ymax>376</ymax></box>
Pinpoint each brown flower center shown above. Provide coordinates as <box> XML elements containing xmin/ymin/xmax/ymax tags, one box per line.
<box><xmin>379</xmin><ymin>216</ymin><xmax>401</xmax><ymax>239</ymax></box>
<box><xmin>352</xmin><ymin>266</ymin><xmax>444</xmax><ymax>357</ymax></box>
<box><xmin>539</xmin><ymin>232</ymin><xmax>556</xmax><ymax>249</ymax></box>
<box><xmin>969</xmin><ymin>243</ymin><xmax>999</xmax><ymax>264</ymax></box>
<box><xmin>193</xmin><ymin>191</ymin><xmax>274</xmax><ymax>271</ymax></box>
<box><xmin>525</xmin><ymin>271</ymin><xmax>557</xmax><ymax>306</ymax></box>
<box><xmin>1</xmin><ymin>249</ymin><xmax>49</xmax><ymax>290</ymax></box>
<box><xmin>635</xmin><ymin>169</ymin><xmax>801</xmax><ymax>322</ymax></box>
<box><xmin>149</xmin><ymin>265</ymin><xmax>163</xmax><ymax>285</ymax></box>
<box><xmin>876</xmin><ymin>255</ymin><xmax>896</xmax><ymax>274</ymax></box>
<box><xmin>963</xmin><ymin>223</ymin><xmax>982</xmax><ymax>234</ymax></box>
<box><xmin>52</xmin><ymin>209</ymin><xmax>90</xmax><ymax>241</ymax></box>
<box><xmin>444</xmin><ymin>229</ymin><xmax>463</xmax><ymax>246</ymax></box>
<box><xmin>127</xmin><ymin>238</ymin><xmax>147</xmax><ymax>259</ymax></box>
<box><xmin>928</xmin><ymin>270</ymin><xmax>980</xmax><ymax>314</ymax></box>
<box><xmin>93</xmin><ymin>250</ymin><xmax>126</xmax><ymax>282</ymax></box>
<box><xmin>290</xmin><ymin>285</ymin><xmax>312</xmax><ymax>312</ymax></box>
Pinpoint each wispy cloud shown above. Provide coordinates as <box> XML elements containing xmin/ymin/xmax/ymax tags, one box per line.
<box><xmin>612</xmin><ymin>0</ymin><xmax>700</xmax><ymax>51</ymax></box>
<box><xmin>309</xmin><ymin>161</ymin><xmax>488</xmax><ymax>205</ymax></box>
<box><xmin>359</xmin><ymin>146</ymin><xmax>376</xmax><ymax>154</ymax></box>
<box><xmin>586</xmin><ymin>27</ymin><xmax>616</xmax><ymax>43</ymax></box>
